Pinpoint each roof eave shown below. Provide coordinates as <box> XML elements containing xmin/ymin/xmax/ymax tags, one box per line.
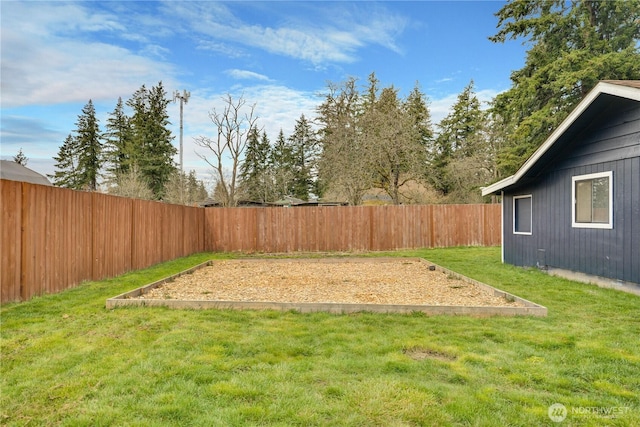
<box><xmin>481</xmin><ymin>176</ymin><xmax>514</xmax><ymax>196</ymax></box>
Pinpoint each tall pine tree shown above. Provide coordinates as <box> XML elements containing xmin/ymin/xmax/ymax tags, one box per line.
<box><xmin>404</xmin><ymin>82</ymin><xmax>433</xmax><ymax>148</ymax></box>
<box><xmin>49</xmin><ymin>134</ymin><xmax>80</xmax><ymax>188</ymax></box>
<box><xmin>490</xmin><ymin>0</ymin><xmax>640</xmax><ymax>176</ymax></box>
<box><xmin>126</xmin><ymin>84</ymin><xmax>148</xmax><ymax>170</ymax></box>
<box><xmin>103</xmin><ymin>97</ymin><xmax>133</xmax><ymax>181</ymax></box>
<box><xmin>288</xmin><ymin>114</ymin><xmax>319</xmax><ymax>200</ymax></box>
<box><xmin>127</xmin><ymin>82</ymin><xmax>176</xmax><ymax>199</ymax></box>
<box><xmin>50</xmin><ymin>100</ymin><xmax>102</xmax><ymax>190</ymax></box>
<box><xmin>144</xmin><ymin>82</ymin><xmax>176</xmax><ymax>198</ymax></box>
<box><xmin>269</xmin><ymin>129</ymin><xmax>295</xmax><ymax>199</ymax></box>
<box><xmin>429</xmin><ymin>81</ymin><xmax>485</xmax><ymax>195</ymax></box>
<box><xmin>75</xmin><ymin>100</ymin><xmax>102</xmax><ymax>191</ymax></box>
<box><xmin>240</xmin><ymin>127</ymin><xmax>272</xmax><ymax>202</ymax></box>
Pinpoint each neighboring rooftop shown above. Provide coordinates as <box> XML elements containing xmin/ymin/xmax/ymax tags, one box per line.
<box><xmin>0</xmin><ymin>160</ymin><xmax>52</xmax><ymax>186</ymax></box>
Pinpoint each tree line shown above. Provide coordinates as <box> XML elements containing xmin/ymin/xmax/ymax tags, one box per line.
<box><xmin>206</xmin><ymin>75</ymin><xmax>496</xmax><ymax>206</ymax></box>
<box><xmin>49</xmin><ymin>82</ymin><xmax>207</xmax><ymax>204</ymax></box>
<box><xmin>50</xmin><ymin>0</ymin><xmax>639</xmax><ymax>206</ymax></box>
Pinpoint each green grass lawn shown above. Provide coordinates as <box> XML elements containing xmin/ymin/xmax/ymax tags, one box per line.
<box><xmin>1</xmin><ymin>247</ymin><xmax>638</xmax><ymax>426</ymax></box>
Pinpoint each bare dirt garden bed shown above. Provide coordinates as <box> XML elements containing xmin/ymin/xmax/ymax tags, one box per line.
<box><xmin>107</xmin><ymin>258</ymin><xmax>547</xmax><ymax>316</ymax></box>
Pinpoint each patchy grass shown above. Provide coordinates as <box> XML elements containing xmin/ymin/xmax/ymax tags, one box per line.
<box><xmin>1</xmin><ymin>247</ymin><xmax>639</xmax><ymax>426</ymax></box>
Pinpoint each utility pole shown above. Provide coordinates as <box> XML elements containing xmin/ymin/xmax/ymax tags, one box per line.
<box><xmin>173</xmin><ymin>90</ymin><xmax>190</xmax><ymax>204</ymax></box>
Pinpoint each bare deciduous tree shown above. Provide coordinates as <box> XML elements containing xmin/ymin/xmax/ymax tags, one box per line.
<box><xmin>194</xmin><ymin>94</ymin><xmax>259</xmax><ymax>207</ymax></box>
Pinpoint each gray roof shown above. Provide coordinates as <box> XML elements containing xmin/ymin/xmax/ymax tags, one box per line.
<box><xmin>0</xmin><ymin>160</ymin><xmax>52</xmax><ymax>186</ymax></box>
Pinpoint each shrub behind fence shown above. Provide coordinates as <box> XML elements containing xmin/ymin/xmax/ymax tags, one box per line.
<box><xmin>1</xmin><ymin>179</ymin><xmax>500</xmax><ymax>303</ymax></box>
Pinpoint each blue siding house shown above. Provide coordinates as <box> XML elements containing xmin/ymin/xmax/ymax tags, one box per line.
<box><xmin>482</xmin><ymin>81</ymin><xmax>640</xmax><ymax>286</ymax></box>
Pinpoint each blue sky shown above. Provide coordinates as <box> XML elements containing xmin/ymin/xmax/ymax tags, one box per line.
<box><xmin>1</xmin><ymin>1</ymin><xmax>529</xmax><ymax>186</ymax></box>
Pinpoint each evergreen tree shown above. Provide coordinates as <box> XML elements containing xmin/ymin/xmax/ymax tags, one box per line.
<box><xmin>440</xmin><ymin>81</ymin><xmax>484</xmax><ymax>156</ymax></box>
<box><xmin>362</xmin><ymin>72</ymin><xmax>380</xmax><ymax>112</ymax></box>
<box><xmin>429</xmin><ymin>81</ymin><xmax>485</xmax><ymax>195</ymax></box>
<box><xmin>144</xmin><ymin>82</ymin><xmax>176</xmax><ymax>198</ymax></box>
<box><xmin>49</xmin><ymin>100</ymin><xmax>102</xmax><ymax>190</ymax></box>
<box><xmin>186</xmin><ymin>170</ymin><xmax>208</xmax><ymax>204</ymax></box>
<box><xmin>127</xmin><ymin>82</ymin><xmax>176</xmax><ymax>199</ymax></box>
<box><xmin>103</xmin><ymin>97</ymin><xmax>133</xmax><ymax>181</ymax></box>
<box><xmin>404</xmin><ymin>82</ymin><xmax>433</xmax><ymax>148</ymax></box>
<box><xmin>288</xmin><ymin>114</ymin><xmax>319</xmax><ymax>200</ymax></box>
<box><xmin>317</xmin><ymin>76</ymin><xmax>433</xmax><ymax>205</ymax></box>
<box><xmin>13</xmin><ymin>148</ymin><xmax>28</xmax><ymax>166</ymax></box>
<box><xmin>49</xmin><ymin>134</ymin><xmax>80</xmax><ymax>188</ymax></box>
<box><xmin>269</xmin><ymin>129</ymin><xmax>295</xmax><ymax>199</ymax></box>
<box><xmin>240</xmin><ymin>128</ymin><xmax>272</xmax><ymax>202</ymax></box>
<box><xmin>75</xmin><ymin>100</ymin><xmax>102</xmax><ymax>190</ymax></box>
<box><xmin>126</xmin><ymin>84</ymin><xmax>148</xmax><ymax>169</ymax></box>
<box><xmin>490</xmin><ymin>0</ymin><xmax>640</xmax><ymax>175</ymax></box>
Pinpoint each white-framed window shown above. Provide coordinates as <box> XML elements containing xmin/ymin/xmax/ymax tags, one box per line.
<box><xmin>572</xmin><ymin>171</ymin><xmax>613</xmax><ymax>229</ymax></box>
<box><xmin>513</xmin><ymin>195</ymin><xmax>532</xmax><ymax>235</ymax></box>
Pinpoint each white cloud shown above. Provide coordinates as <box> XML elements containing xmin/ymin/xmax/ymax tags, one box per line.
<box><xmin>225</xmin><ymin>69</ymin><xmax>272</xmax><ymax>82</ymax></box>
<box><xmin>196</xmin><ymin>41</ymin><xmax>248</xmax><ymax>59</ymax></box>
<box><xmin>12</xmin><ymin>2</ymin><xmax>126</xmax><ymax>36</ymax></box>
<box><xmin>0</xmin><ymin>2</ymin><xmax>177</xmax><ymax>108</ymax></box>
<box><xmin>1</xmin><ymin>37</ymin><xmax>176</xmax><ymax>107</ymax></box>
<box><xmin>165</xmin><ymin>2</ymin><xmax>407</xmax><ymax>65</ymax></box>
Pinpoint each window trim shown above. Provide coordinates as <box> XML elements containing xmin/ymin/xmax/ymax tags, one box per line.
<box><xmin>513</xmin><ymin>194</ymin><xmax>533</xmax><ymax>235</ymax></box>
<box><xmin>571</xmin><ymin>171</ymin><xmax>613</xmax><ymax>229</ymax></box>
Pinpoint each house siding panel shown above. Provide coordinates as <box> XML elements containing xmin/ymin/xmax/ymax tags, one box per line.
<box><xmin>503</xmin><ymin>102</ymin><xmax>640</xmax><ymax>284</ymax></box>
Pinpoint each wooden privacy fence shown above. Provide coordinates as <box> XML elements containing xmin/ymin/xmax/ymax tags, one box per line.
<box><xmin>205</xmin><ymin>204</ymin><xmax>500</xmax><ymax>253</ymax></box>
<box><xmin>1</xmin><ymin>179</ymin><xmax>500</xmax><ymax>303</ymax></box>
<box><xmin>1</xmin><ymin>180</ymin><xmax>204</xmax><ymax>303</ymax></box>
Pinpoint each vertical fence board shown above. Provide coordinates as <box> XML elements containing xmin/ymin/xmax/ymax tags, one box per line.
<box><xmin>182</xmin><ymin>206</ymin><xmax>204</xmax><ymax>256</ymax></box>
<box><xmin>204</xmin><ymin>207</ymin><xmax>216</xmax><ymax>252</ymax></box>
<box><xmin>161</xmin><ymin>204</ymin><xmax>180</xmax><ymax>262</ymax></box>
<box><xmin>1</xmin><ymin>180</ymin><xmax>22</xmax><ymax>302</ymax></box>
<box><xmin>92</xmin><ymin>193</ymin><xmax>132</xmax><ymax>280</ymax></box>
<box><xmin>132</xmin><ymin>199</ymin><xmax>164</xmax><ymax>270</ymax></box>
<box><xmin>21</xmin><ymin>183</ymin><xmax>45</xmax><ymax>299</ymax></box>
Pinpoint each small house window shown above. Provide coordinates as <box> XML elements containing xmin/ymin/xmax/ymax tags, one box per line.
<box><xmin>572</xmin><ymin>171</ymin><xmax>613</xmax><ymax>229</ymax></box>
<box><xmin>513</xmin><ymin>195</ymin><xmax>532</xmax><ymax>235</ymax></box>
